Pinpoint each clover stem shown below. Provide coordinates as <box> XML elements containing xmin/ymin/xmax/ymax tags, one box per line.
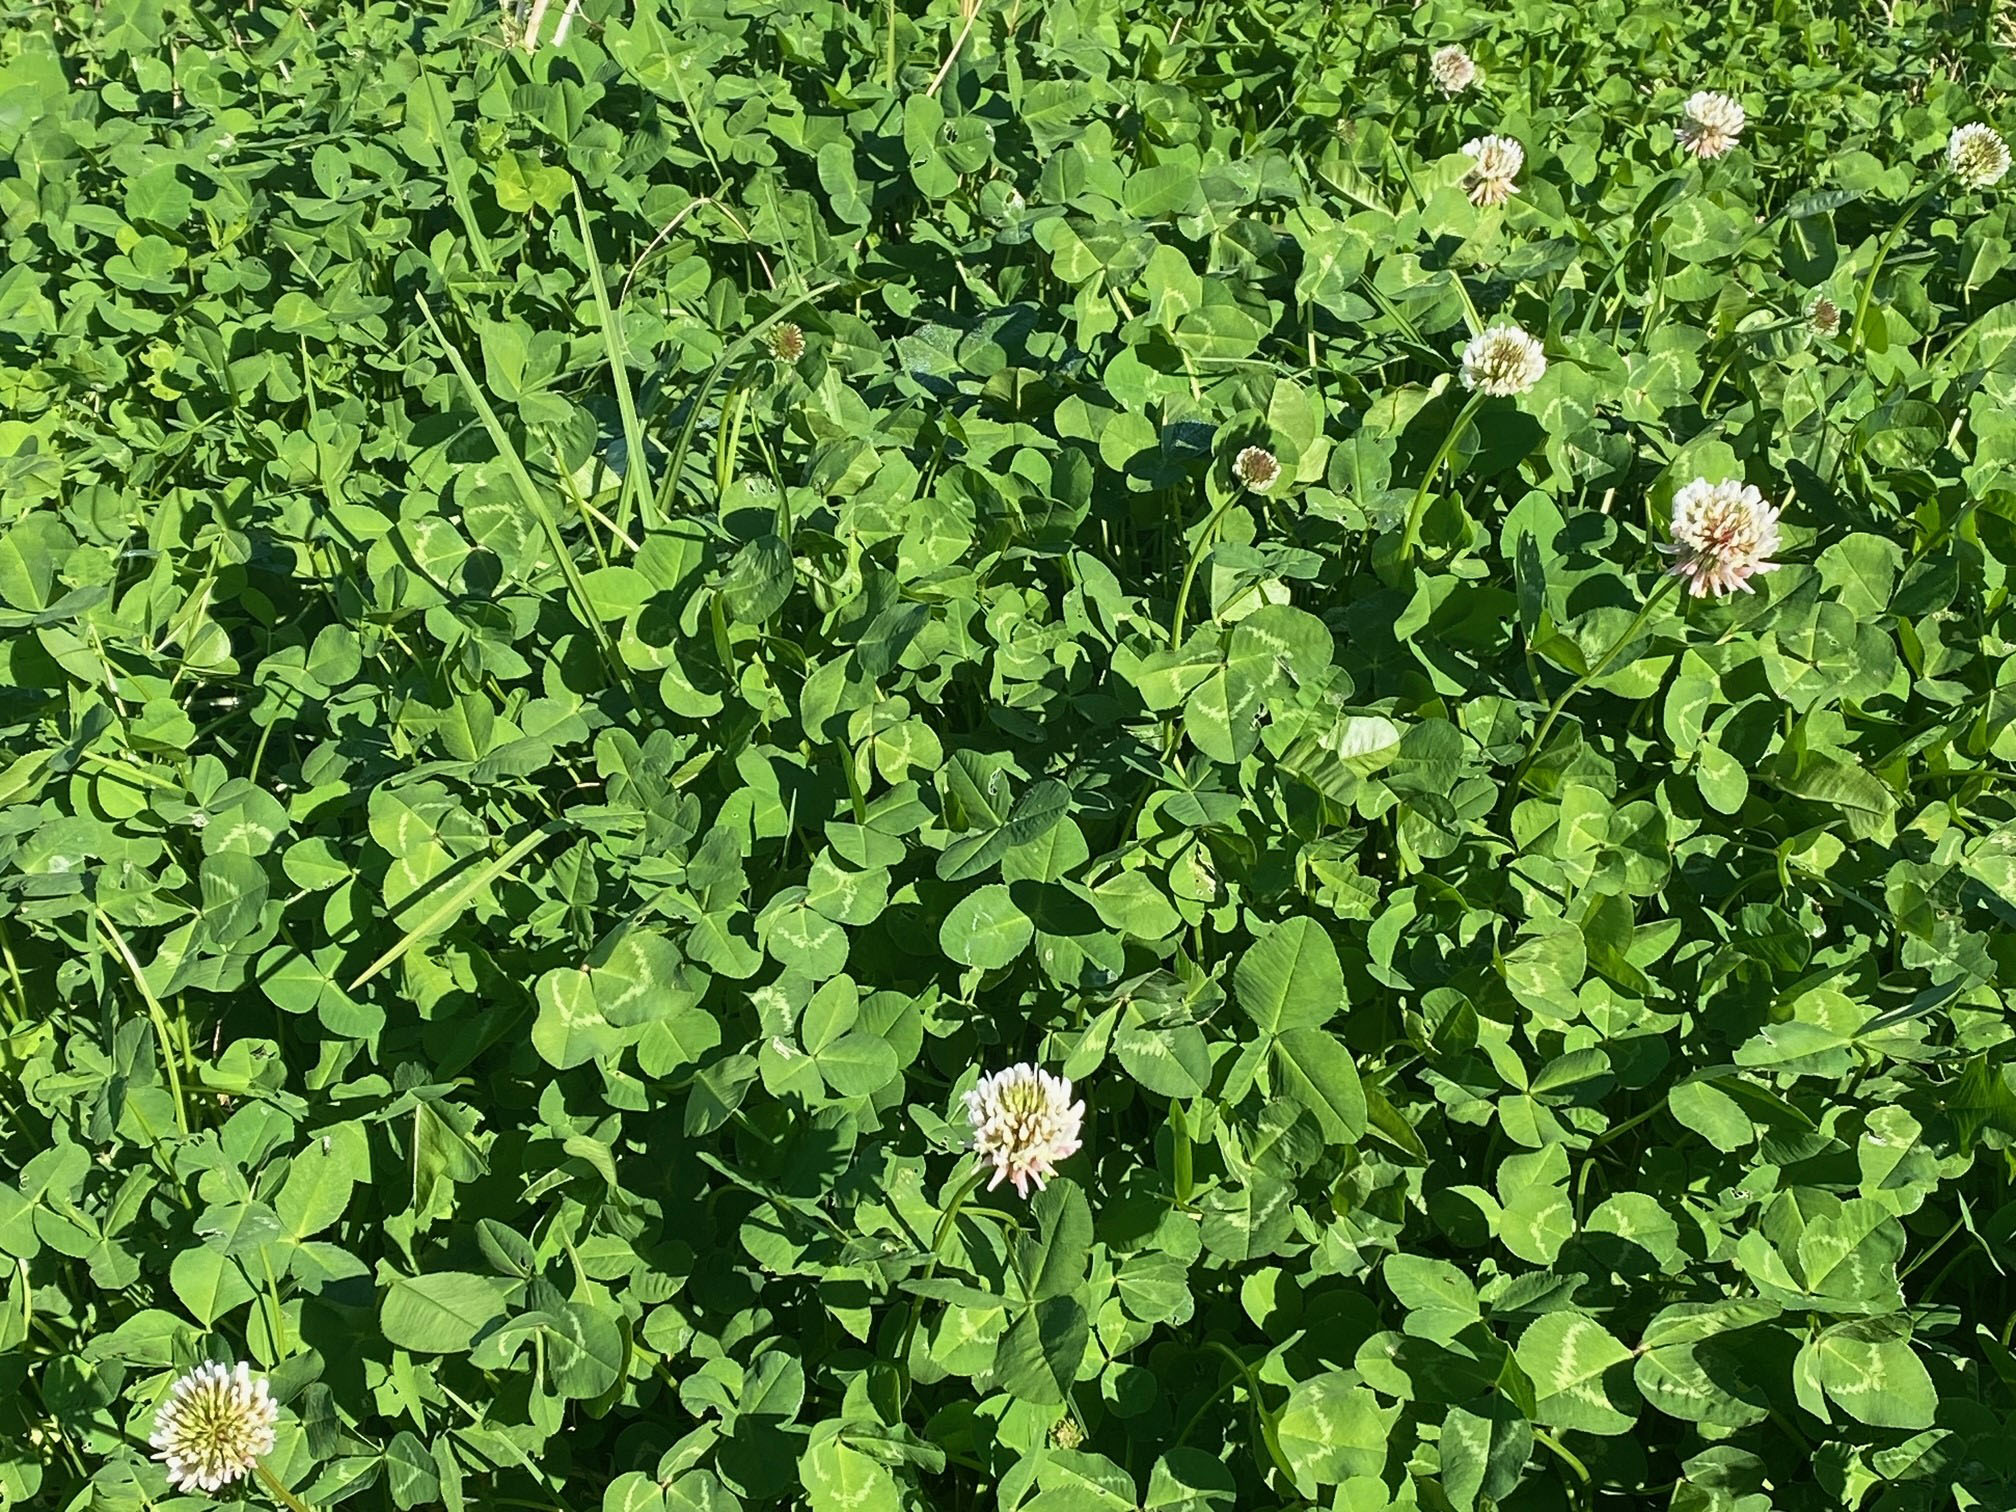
<box><xmin>258</xmin><ymin>1247</ymin><xmax>289</xmax><ymax>1357</ymax></box>
<box><xmin>1533</xmin><ymin>1429</ymin><xmax>1591</xmax><ymax>1493</ymax></box>
<box><xmin>1202</xmin><ymin>1342</ymin><xmax>1301</xmax><ymax>1491</ymax></box>
<box><xmin>715</xmin><ymin>383</ymin><xmax>746</xmax><ymax>497</ymax></box>
<box><xmin>1397</xmin><ymin>390</ymin><xmax>1486</xmax><ymax>566</ymax></box>
<box><xmin>257</xmin><ymin>1462</ymin><xmax>319</xmax><ymax>1512</ymax></box>
<box><xmin>94</xmin><ymin>909</ymin><xmax>190</xmax><ymax>1138</ymax></box>
<box><xmin>1510</xmin><ymin>572</ymin><xmax>1682</xmax><ymax>794</ymax></box>
<box><xmin>895</xmin><ymin>1162</ymin><xmax>989</xmax><ymax>1398</ymax></box>
<box><xmin>0</xmin><ymin>920</ymin><xmax>24</xmax><ymax>1028</ymax></box>
<box><xmin>1169</xmin><ymin>1367</ymin><xmax>1245</xmax><ymax>1452</ymax></box>
<box><xmin>1170</xmin><ymin>1101</ymin><xmax>1194</xmax><ymax>1206</ymax></box>
<box><xmin>1898</xmin><ymin>1215</ymin><xmax>1967</xmax><ymax>1281</ymax></box>
<box><xmin>926</xmin><ymin>1163</ymin><xmax>990</xmax><ymax>1261</ymax></box>
<box><xmin>1698</xmin><ymin>350</ymin><xmax>1735</xmax><ymax>414</ymax></box>
<box><xmin>1643</xmin><ymin>237</ymin><xmax>1670</xmax><ymax>338</ymax></box>
<box><xmin>1852</xmin><ymin>182</ymin><xmax>1936</xmax><ymax>354</ymax></box>
<box><xmin>1168</xmin><ymin>490</ymin><xmax>1243</xmax><ymax>648</ymax></box>
<box><xmin>1587</xmin><ymin>1099</ymin><xmax>1666</xmax><ymax>1152</ymax></box>
<box><xmin>1907</xmin><ymin>496</ymin><xmax>1978</xmax><ymax>568</ymax></box>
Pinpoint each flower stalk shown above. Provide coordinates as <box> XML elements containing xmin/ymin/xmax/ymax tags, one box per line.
<box><xmin>894</xmin><ymin>1160</ymin><xmax>990</xmax><ymax>1397</ymax></box>
<box><xmin>1852</xmin><ymin>183</ymin><xmax>1936</xmax><ymax>354</ymax></box>
<box><xmin>258</xmin><ymin>1464</ymin><xmax>320</xmax><ymax>1512</ymax></box>
<box><xmin>1511</xmin><ymin>572</ymin><xmax>1683</xmax><ymax>790</ymax></box>
<box><xmin>1397</xmin><ymin>390</ymin><xmax>1486</xmax><ymax>565</ymax></box>
<box><xmin>1170</xmin><ymin>491</ymin><xmax>1246</xmax><ymax>646</ymax></box>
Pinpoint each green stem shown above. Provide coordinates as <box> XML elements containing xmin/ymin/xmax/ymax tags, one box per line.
<box><xmin>1510</xmin><ymin>573</ymin><xmax>1682</xmax><ymax>793</ymax></box>
<box><xmin>1587</xmin><ymin>1098</ymin><xmax>1665</xmax><ymax>1152</ymax></box>
<box><xmin>1398</xmin><ymin>391</ymin><xmax>1486</xmax><ymax>565</ymax></box>
<box><xmin>1643</xmin><ymin>236</ymin><xmax>1670</xmax><ymax>339</ymax></box>
<box><xmin>258</xmin><ymin>1247</ymin><xmax>289</xmax><ymax>1356</ymax></box>
<box><xmin>1907</xmin><ymin>497</ymin><xmax>1978</xmax><ymax>568</ymax></box>
<box><xmin>1534</xmin><ymin>1428</ymin><xmax>1591</xmax><ymax>1495</ymax></box>
<box><xmin>716</xmin><ymin>384</ymin><xmax>747</xmax><ymax>498</ymax></box>
<box><xmin>1168</xmin><ymin>490</ymin><xmax>1243</xmax><ymax>648</ymax></box>
<box><xmin>1169</xmin><ymin>1368</ymin><xmax>1245</xmax><ymax>1453</ymax></box>
<box><xmin>897</xmin><ymin>1162</ymin><xmax>989</xmax><ymax>1395</ymax></box>
<box><xmin>1202</xmin><ymin>1342</ymin><xmax>1301</xmax><ymax>1491</ymax></box>
<box><xmin>1698</xmin><ymin>351</ymin><xmax>1735</xmax><ymax>414</ymax></box>
<box><xmin>1899</xmin><ymin>1215</ymin><xmax>1966</xmax><ymax>1282</ymax></box>
<box><xmin>835</xmin><ymin>739</ymin><xmax>870</xmax><ymax>825</ymax></box>
<box><xmin>76</xmin><ymin>750</ymin><xmax>181</xmax><ymax>791</ymax></box>
<box><xmin>94</xmin><ymin>910</ymin><xmax>189</xmax><ymax>1137</ymax></box>
<box><xmin>257</xmin><ymin>1462</ymin><xmax>319</xmax><ymax>1512</ymax></box>
<box><xmin>1852</xmin><ymin>182</ymin><xmax>1936</xmax><ymax>354</ymax></box>
<box><xmin>346</xmin><ymin>821</ymin><xmax>565</xmax><ymax>990</ymax></box>
<box><xmin>414</xmin><ymin>295</ymin><xmax>635</xmax><ymax>698</ymax></box>
<box><xmin>653</xmin><ymin>282</ymin><xmax>843</xmax><ymax>522</ymax></box>
<box><xmin>0</xmin><ymin>920</ymin><xmax>26</xmax><ymax>1028</ymax></box>
<box><xmin>436</xmin><ymin>1382</ymin><xmax>556</xmax><ymax>1489</ymax></box>
<box><xmin>411</xmin><ymin>55</ymin><xmax>496</xmax><ymax>275</ymax></box>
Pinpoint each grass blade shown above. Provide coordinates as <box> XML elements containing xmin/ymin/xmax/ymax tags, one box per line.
<box><xmin>414</xmin><ymin>293</ymin><xmax>633</xmax><ymax>691</ymax></box>
<box><xmin>654</xmin><ymin>280</ymin><xmax>844</xmax><ymax>520</ymax></box>
<box><xmin>348</xmin><ymin>821</ymin><xmax>565</xmax><ymax>990</ymax></box>
<box><xmin>573</xmin><ymin>185</ymin><xmax>655</xmax><ymax>537</ymax></box>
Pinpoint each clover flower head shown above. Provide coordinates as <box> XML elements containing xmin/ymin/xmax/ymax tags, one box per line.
<box><xmin>1233</xmin><ymin>445</ymin><xmax>1282</xmax><ymax>493</ymax></box>
<box><xmin>1462</xmin><ymin>134</ymin><xmax>1523</xmax><ymax>206</ymax></box>
<box><xmin>1662</xmin><ymin>477</ymin><xmax>1782</xmax><ymax>597</ymax></box>
<box><xmin>1807</xmin><ymin>295</ymin><xmax>1841</xmax><ymax>338</ymax></box>
<box><xmin>1677</xmin><ymin>90</ymin><xmax>1745</xmax><ymax>159</ymax></box>
<box><xmin>1460</xmin><ymin>323</ymin><xmax>1547</xmax><ymax>397</ymax></box>
<box><xmin>1948</xmin><ymin>123</ymin><xmax>2011</xmax><ymax>190</ymax></box>
<box><xmin>150</xmin><ymin>1361</ymin><xmax>278</xmax><ymax>1495</ymax></box>
<box><xmin>766</xmin><ymin>322</ymin><xmax>806</xmax><ymax>361</ymax></box>
<box><xmin>1429</xmin><ymin>44</ymin><xmax>1477</xmax><ymax>95</ymax></box>
<box><xmin>965</xmin><ymin>1064</ymin><xmax>1084</xmax><ymax>1199</ymax></box>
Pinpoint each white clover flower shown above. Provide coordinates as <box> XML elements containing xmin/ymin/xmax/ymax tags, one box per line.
<box><xmin>1233</xmin><ymin>446</ymin><xmax>1281</xmax><ymax>493</ymax></box>
<box><xmin>965</xmin><ymin>1064</ymin><xmax>1084</xmax><ymax>1199</ymax></box>
<box><xmin>1677</xmin><ymin>91</ymin><xmax>1746</xmax><ymax>159</ymax></box>
<box><xmin>1662</xmin><ymin>478</ymin><xmax>1783</xmax><ymax>597</ymax></box>
<box><xmin>1462</xmin><ymin>135</ymin><xmax>1523</xmax><ymax>207</ymax></box>
<box><xmin>1460</xmin><ymin>324</ymin><xmax>1547</xmax><ymax>397</ymax></box>
<box><xmin>1807</xmin><ymin>294</ymin><xmax>1842</xmax><ymax>338</ymax></box>
<box><xmin>1429</xmin><ymin>44</ymin><xmax>1477</xmax><ymax>95</ymax></box>
<box><xmin>1948</xmin><ymin>123</ymin><xmax>2011</xmax><ymax>190</ymax></box>
<box><xmin>767</xmin><ymin>322</ymin><xmax>806</xmax><ymax>361</ymax></box>
<box><xmin>150</xmin><ymin>1361</ymin><xmax>278</xmax><ymax>1495</ymax></box>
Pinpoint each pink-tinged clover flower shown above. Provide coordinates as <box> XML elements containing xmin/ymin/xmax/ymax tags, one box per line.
<box><xmin>1462</xmin><ymin>135</ymin><xmax>1523</xmax><ymax>206</ymax></box>
<box><xmin>965</xmin><ymin>1064</ymin><xmax>1085</xmax><ymax>1198</ymax></box>
<box><xmin>1663</xmin><ymin>478</ymin><xmax>1783</xmax><ymax>597</ymax></box>
<box><xmin>1429</xmin><ymin>45</ymin><xmax>1477</xmax><ymax>95</ymax></box>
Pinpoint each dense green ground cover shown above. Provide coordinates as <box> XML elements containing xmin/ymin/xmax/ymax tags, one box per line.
<box><xmin>10</xmin><ymin>0</ymin><xmax>2016</xmax><ymax>1507</ymax></box>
